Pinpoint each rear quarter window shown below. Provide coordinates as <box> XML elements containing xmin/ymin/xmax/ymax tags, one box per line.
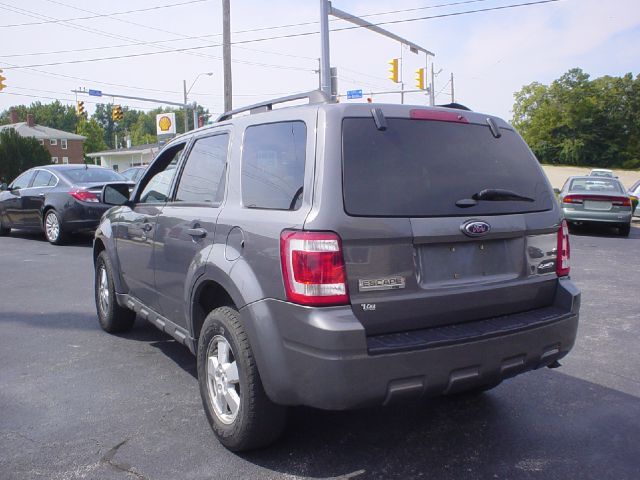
<box><xmin>241</xmin><ymin>121</ymin><xmax>306</xmax><ymax>211</ymax></box>
<box><xmin>342</xmin><ymin>117</ymin><xmax>554</xmax><ymax>217</ymax></box>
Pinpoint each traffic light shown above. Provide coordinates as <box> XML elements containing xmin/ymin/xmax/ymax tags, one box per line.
<box><xmin>415</xmin><ymin>68</ymin><xmax>425</xmax><ymax>90</ymax></box>
<box><xmin>76</xmin><ymin>101</ymin><xmax>85</xmax><ymax>117</ymax></box>
<box><xmin>0</xmin><ymin>69</ymin><xmax>6</xmax><ymax>92</ymax></box>
<box><xmin>111</xmin><ymin>105</ymin><xmax>123</xmax><ymax>121</ymax></box>
<box><xmin>388</xmin><ymin>58</ymin><xmax>399</xmax><ymax>83</ymax></box>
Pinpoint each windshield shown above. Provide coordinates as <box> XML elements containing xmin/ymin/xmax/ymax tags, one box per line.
<box><xmin>342</xmin><ymin>118</ymin><xmax>554</xmax><ymax>217</ymax></box>
<box><xmin>63</xmin><ymin>168</ymin><xmax>125</xmax><ymax>184</ymax></box>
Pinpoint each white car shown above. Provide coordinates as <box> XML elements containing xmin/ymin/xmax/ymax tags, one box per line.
<box><xmin>589</xmin><ymin>168</ymin><xmax>616</xmax><ymax>178</ymax></box>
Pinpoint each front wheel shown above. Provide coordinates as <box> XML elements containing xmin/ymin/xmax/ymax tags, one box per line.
<box><xmin>197</xmin><ymin>306</ymin><xmax>286</xmax><ymax>451</ymax></box>
<box><xmin>95</xmin><ymin>251</ymin><xmax>135</xmax><ymax>333</ymax></box>
<box><xmin>43</xmin><ymin>210</ymin><xmax>66</xmax><ymax>245</ymax></box>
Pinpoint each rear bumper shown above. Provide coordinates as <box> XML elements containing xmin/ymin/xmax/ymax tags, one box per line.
<box><xmin>562</xmin><ymin>207</ymin><xmax>631</xmax><ymax>225</ymax></box>
<box><xmin>59</xmin><ymin>202</ymin><xmax>112</xmax><ymax>232</ymax></box>
<box><xmin>240</xmin><ymin>278</ymin><xmax>580</xmax><ymax>410</ymax></box>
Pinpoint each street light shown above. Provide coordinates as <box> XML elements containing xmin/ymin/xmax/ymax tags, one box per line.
<box><xmin>183</xmin><ymin>72</ymin><xmax>213</xmax><ymax>132</ymax></box>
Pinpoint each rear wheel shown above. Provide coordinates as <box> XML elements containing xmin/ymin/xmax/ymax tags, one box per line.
<box><xmin>44</xmin><ymin>209</ymin><xmax>66</xmax><ymax>245</ymax></box>
<box><xmin>198</xmin><ymin>306</ymin><xmax>286</xmax><ymax>451</ymax></box>
<box><xmin>0</xmin><ymin>217</ymin><xmax>10</xmax><ymax>236</ymax></box>
<box><xmin>619</xmin><ymin>223</ymin><xmax>631</xmax><ymax>237</ymax></box>
<box><xmin>95</xmin><ymin>251</ymin><xmax>135</xmax><ymax>333</ymax></box>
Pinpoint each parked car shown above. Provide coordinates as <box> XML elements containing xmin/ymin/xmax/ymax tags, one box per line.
<box><xmin>628</xmin><ymin>179</ymin><xmax>640</xmax><ymax>217</ymax></box>
<box><xmin>589</xmin><ymin>168</ymin><xmax>616</xmax><ymax>178</ymax></box>
<box><xmin>93</xmin><ymin>92</ymin><xmax>580</xmax><ymax>451</ymax></box>
<box><xmin>559</xmin><ymin>176</ymin><xmax>633</xmax><ymax>235</ymax></box>
<box><xmin>120</xmin><ymin>166</ymin><xmax>147</xmax><ymax>183</ymax></box>
<box><xmin>0</xmin><ymin>165</ymin><xmax>131</xmax><ymax>244</ymax></box>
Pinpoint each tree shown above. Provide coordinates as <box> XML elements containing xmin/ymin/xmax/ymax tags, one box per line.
<box><xmin>0</xmin><ymin>101</ymin><xmax>77</xmax><ymax>133</ymax></box>
<box><xmin>77</xmin><ymin>118</ymin><xmax>108</xmax><ymax>157</ymax></box>
<box><xmin>0</xmin><ymin>129</ymin><xmax>50</xmax><ymax>183</ymax></box>
<box><xmin>512</xmin><ymin>68</ymin><xmax>640</xmax><ymax>169</ymax></box>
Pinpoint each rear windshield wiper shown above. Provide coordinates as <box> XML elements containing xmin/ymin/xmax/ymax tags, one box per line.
<box><xmin>472</xmin><ymin>188</ymin><xmax>534</xmax><ymax>202</ymax></box>
<box><xmin>455</xmin><ymin>188</ymin><xmax>535</xmax><ymax>208</ymax></box>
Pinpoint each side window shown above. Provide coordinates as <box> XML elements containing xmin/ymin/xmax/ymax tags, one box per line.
<box><xmin>32</xmin><ymin>170</ymin><xmax>55</xmax><ymax>188</ymax></box>
<box><xmin>176</xmin><ymin>134</ymin><xmax>229</xmax><ymax>204</ymax></box>
<box><xmin>138</xmin><ymin>144</ymin><xmax>185</xmax><ymax>204</ymax></box>
<box><xmin>241</xmin><ymin>121</ymin><xmax>306</xmax><ymax>210</ymax></box>
<box><xmin>11</xmin><ymin>171</ymin><xmax>35</xmax><ymax>190</ymax></box>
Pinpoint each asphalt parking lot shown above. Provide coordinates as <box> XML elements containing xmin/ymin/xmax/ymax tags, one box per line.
<box><xmin>1</xmin><ymin>222</ymin><xmax>639</xmax><ymax>480</ymax></box>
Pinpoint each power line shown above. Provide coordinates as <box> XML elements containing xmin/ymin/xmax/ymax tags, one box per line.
<box><xmin>2</xmin><ymin>0</ymin><xmax>499</xmax><ymax>60</ymax></box>
<box><xmin>1</xmin><ymin>0</ymin><xmax>562</xmax><ymax>71</ymax></box>
<box><xmin>0</xmin><ymin>0</ymin><xmax>209</xmax><ymax>28</ymax></box>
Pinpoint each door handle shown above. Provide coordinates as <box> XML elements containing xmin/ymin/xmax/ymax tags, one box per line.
<box><xmin>187</xmin><ymin>227</ymin><xmax>207</xmax><ymax>239</ymax></box>
<box><xmin>141</xmin><ymin>223</ymin><xmax>153</xmax><ymax>232</ymax></box>
<box><xmin>39</xmin><ymin>193</ymin><xmax>45</xmax><ymax>197</ymax></box>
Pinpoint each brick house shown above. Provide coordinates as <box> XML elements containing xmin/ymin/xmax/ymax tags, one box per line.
<box><xmin>0</xmin><ymin>111</ymin><xmax>86</xmax><ymax>164</ymax></box>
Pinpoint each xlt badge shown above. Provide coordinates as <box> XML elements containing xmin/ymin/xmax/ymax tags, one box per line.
<box><xmin>359</xmin><ymin>276</ymin><xmax>406</xmax><ymax>292</ymax></box>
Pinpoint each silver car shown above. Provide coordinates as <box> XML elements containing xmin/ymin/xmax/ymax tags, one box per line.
<box><xmin>560</xmin><ymin>176</ymin><xmax>633</xmax><ymax>236</ymax></box>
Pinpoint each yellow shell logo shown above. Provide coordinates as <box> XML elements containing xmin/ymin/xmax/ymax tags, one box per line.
<box><xmin>158</xmin><ymin>115</ymin><xmax>172</xmax><ymax>132</ymax></box>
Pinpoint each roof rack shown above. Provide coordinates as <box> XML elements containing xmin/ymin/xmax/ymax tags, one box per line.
<box><xmin>215</xmin><ymin>90</ymin><xmax>331</xmax><ymax>122</ymax></box>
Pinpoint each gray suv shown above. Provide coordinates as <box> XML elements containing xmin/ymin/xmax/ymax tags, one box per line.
<box><xmin>93</xmin><ymin>91</ymin><xmax>580</xmax><ymax>451</ymax></box>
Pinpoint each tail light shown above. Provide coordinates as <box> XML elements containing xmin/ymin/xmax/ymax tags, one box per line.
<box><xmin>611</xmin><ymin>196</ymin><xmax>632</xmax><ymax>207</ymax></box>
<box><xmin>562</xmin><ymin>195</ymin><xmax>584</xmax><ymax>204</ymax></box>
<box><xmin>69</xmin><ymin>188</ymin><xmax>99</xmax><ymax>203</ymax></box>
<box><xmin>556</xmin><ymin>220</ymin><xmax>570</xmax><ymax>277</ymax></box>
<box><xmin>280</xmin><ymin>230</ymin><xmax>349</xmax><ymax>306</ymax></box>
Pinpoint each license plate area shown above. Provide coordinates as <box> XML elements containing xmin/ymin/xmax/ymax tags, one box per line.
<box><xmin>416</xmin><ymin>238</ymin><xmax>524</xmax><ymax>288</ymax></box>
<box><xmin>584</xmin><ymin>200</ymin><xmax>612</xmax><ymax>211</ymax></box>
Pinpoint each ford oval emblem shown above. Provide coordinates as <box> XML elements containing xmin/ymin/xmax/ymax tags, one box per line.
<box><xmin>461</xmin><ymin>220</ymin><xmax>491</xmax><ymax>237</ymax></box>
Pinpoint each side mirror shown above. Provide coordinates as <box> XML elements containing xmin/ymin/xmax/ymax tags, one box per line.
<box><xmin>0</xmin><ymin>183</ymin><xmax>7</xmax><ymax>191</ymax></box>
<box><xmin>103</xmin><ymin>183</ymin><xmax>132</xmax><ymax>206</ymax></box>
<box><xmin>553</xmin><ymin>188</ymin><xmax>560</xmax><ymax>195</ymax></box>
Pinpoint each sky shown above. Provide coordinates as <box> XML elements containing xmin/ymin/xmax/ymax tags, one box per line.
<box><xmin>0</xmin><ymin>0</ymin><xmax>639</xmax><ymax>122</ymax></box>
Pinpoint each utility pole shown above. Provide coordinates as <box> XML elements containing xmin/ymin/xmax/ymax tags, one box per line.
<box><xmin>430</xmin><ymin>64</ymin><xmax>436</xmax><ymax>106</ymax></box>
<box><xmin>450</xmin><ymin>73</ymin><xmax>455</xmax><ymax>103</ymax></box>
<box><xmin>319</xmin><ymin>0</ymin><xmax>331</xmax><ymax>97</ymax></box>
<box><xmin>222</xmin><ymin>0</ymin><xmax>232</xmax><ymax>112</ymax></box>
<box><xmin>183</xmin><ymin>80</ymin><xmax>189</xmax><ymax>132</ymax></box>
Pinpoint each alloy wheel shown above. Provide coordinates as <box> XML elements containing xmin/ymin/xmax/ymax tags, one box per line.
<box><xmin>206</xmin><ymin>335</ymin><xmax>241</xmax><ymax>424</ymax></box>
<box><xmin>97</xmin><ymin>266</ymin><xmax>109</xmax><ymax>315</ymax></box>
<box><xmin>45</xmin><ymin>212</ymin><xmax>60</xmax><ymax>242</ymax></box>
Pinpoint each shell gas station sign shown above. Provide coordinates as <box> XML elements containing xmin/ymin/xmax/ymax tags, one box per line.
<box><xmin>156</xmin><ymin>112</ymin><xmax>176</xmax><ymax>137</ymax></box>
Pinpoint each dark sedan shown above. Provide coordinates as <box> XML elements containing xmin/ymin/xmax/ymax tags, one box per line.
<box><xmin>0</xmin><ymin>165</ymin><xmax>130</xmax><ymax>244</ymax></box>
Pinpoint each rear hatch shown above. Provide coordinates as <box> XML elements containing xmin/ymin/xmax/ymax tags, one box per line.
<box><xmin>340</xmin><ymin>111</ymin><xmax>559</xmax><ymax>336</ymax></box>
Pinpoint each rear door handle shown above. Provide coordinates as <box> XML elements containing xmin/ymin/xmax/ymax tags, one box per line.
<box><xmin>187</xmin><ymin>227</ymin><xmax>207</xmax><ymax>239</ymax></box>
<box><xmin>39</xmin><ymin>193</ymin><xmax>45</xmax><ymax>197</ymax></box>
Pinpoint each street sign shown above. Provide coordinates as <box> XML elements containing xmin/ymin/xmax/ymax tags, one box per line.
<box><xmin>347</xmin><ymin>89</ymin><xmax>363</xmax><ymax>100</ymax></box>
<box><xmin>88</xmin><ymin>89</ymin><xmax>102</xmax><ymax>97</ymax></box>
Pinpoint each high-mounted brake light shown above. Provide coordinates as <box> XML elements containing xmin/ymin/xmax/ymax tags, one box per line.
<box><xmin>409</xmin><ymin>109</ymin><xmax>469</xmax><ymax>124</ymax></box>
<box><xmin>280</xmin><ymin>230</ymin><xmax>349</xmax><ymax>307</ymax></box>
<box><xmin>69</xmin><ymin>188</ymin><xmax>99</xmax><ymax>203</ymax></box>
<box><xmin>556</xmin><ymin>220</ymin><xmax>570</xmax><ymax>277</ymax></box>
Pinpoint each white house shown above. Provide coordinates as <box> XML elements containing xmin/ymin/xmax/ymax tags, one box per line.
<box><xmin>87</xmin><ymin>143</ymin><xmax>160</xmax><ymax>172</ymax></box>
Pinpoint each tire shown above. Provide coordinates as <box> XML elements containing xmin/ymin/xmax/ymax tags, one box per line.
<box><xmin>0</xmin><ymin>217</ymin><xmax>10</xmax><ymax>236</ymax></box>
<box><xmin>197</xmin><ymin>306</ymin><xmax>286</xmax><ymax>451</ymax></box>
<box><xmin>43</xmin><ymin>209</ymin><xmax>67</xmax><ymax>245</ymax></box>
<box><xmin>619</xmin><ymin>223</ymin><xmax>631</xmax><ymax>237</ymax></box>
<box><xmin>95</xmin><ymin>251</ymin><xmax>135</xmax><ymax>333</ymax></box>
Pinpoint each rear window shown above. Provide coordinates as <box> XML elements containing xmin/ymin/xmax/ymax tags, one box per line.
<box><xmin>342</xmin><ymin>118</ymin><xmax>554</xmax><ymax>217</ymax></box>
<box><xmin>569</xmin><ymin>178</ymin><xmax>624</xmax><ymax>194</ymax></box>
<box><xmin>63</xmin><ymin>168</ymin><xmax>125</xmax><ymax>184</ymax></box>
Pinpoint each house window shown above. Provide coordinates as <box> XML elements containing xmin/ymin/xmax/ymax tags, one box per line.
<box><xmin>51</xmin><ymin>157</ymin><xmax>58</xmax><ymax>164</ymax></box>
<box><xmin>62</xmin><ymin>157</ymin><xmax>69</xmax><ymax>164</ymax></box>
<box><xmin>61</xmin><ymin>139</ymin><xmax>68</xmax><ymax>149</ymax></box>
<box><xmin>39</xmin><ymin>139</ymin><xmax>44</xmax><ymax>145</ymax></box>
<box><xmin>50</xmin><ymin>139</ymin><xmax>57</xmax><ymax>146</ymax></box>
